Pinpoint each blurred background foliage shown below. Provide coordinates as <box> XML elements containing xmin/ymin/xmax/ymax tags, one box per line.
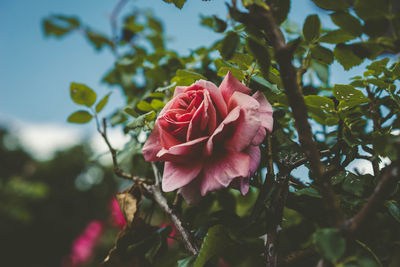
<box><xmin>1</xmin><ymin>0</ymin><xmax>400</xmax><ymax>266</ymax></box>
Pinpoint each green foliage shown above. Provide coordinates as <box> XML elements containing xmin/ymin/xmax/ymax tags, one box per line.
<box><xmin>311</xmin><ymin>0</ymin><xmax>349</xmax><ymax>11</ymax></box>
<box><xmin>42</xmin><ymin>15</ymin><xmax>80</xmax><ymax>37</ymax></box>
<box><xmin>67</xmin><ymin>110</ymin><xmax>93</xmax><ymax>124</ymax></box>
<box><xmin>219</xmin><ymin>31</ymin><xmax>240</xmax><ymax>60</ymax></box>
<box><xmin>194</xmin><ymin>225</ymin><xmax>230</xmax><ymax>267</ymax></box>
<box><xmin>303</xmin><ymin>14</ymin><xmax>321</xmax><ymax>43</ymax></box>
<box><xmin>246</xmin><ymin>37</ymin><xmax>271</xmax><ymax>79</ymax></box>
<box><xmin>313</xmin><ymin>228</ymin><xmax>346</xmax><ymax>262</ymax></box>
<box><xmin>70</xmin><ymin>82</ymin><xmax>97</xmax><ymax>107</ymax></box>
<box><xmin>162</xmin><ymin>0</ymin><xmax>187</xmax><ymax>9</ymax></box>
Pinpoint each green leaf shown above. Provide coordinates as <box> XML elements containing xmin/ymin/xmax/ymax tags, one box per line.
<box><xmin>85</xmin><ymin>30</ymin><xmax>114</xmax><ymax>50</ymax></box>
<box><xmin>171</xmin><ymin>69</ymin><xmax>206</xmax><ymax>86</ymax></box>
<box><xmin>194</xmin><ymin>225</ymin><xmax>230</xmax><ymax>267</ymax></box>
<box><xmin>366</xmin><ymin>58</ymin><xmax>389</xmax><ymax>76</ymax></box>
<box><xmin>162</xmin><ymin>0</ymin><xmax>186</xmax><ymax>9</ymax></box>
<box><xmin>269</xmin><ymin>0</ymin><xmax>290</xmax><ymax>24</ymax></box>
<box><xmin>354</xmin><ymin>0</ymin><xmax>389</xmax><ymax>20</ymax></box>
<box><xmin>95</xmin><ymin>93</ymin><xmax>111</xmax><ymax>113</ymax></box>
<box><xmin>334</xmin><ymin>44</ymin><xmax>363</xmax><ymax>70</ymax></box>
<box><xmin>123</xmin><ymin>106</ymin><xmax>138</xmax><ymax>117</ymax></box>
<box><xmin>42</xmin><ymin>15</ymin><xmax>80</xmax><ymax>37</ymax></box>
<box><xmin>219</xmin><ymin>31</ymin><xmax>240</xmax><ymax>60</ymax></box>
<box><xmin>229</xmin><ymin>52</ymin><xmax>253</xmax><ymax>70</ymax></box>
<box><xmin>137</xmin><ymin>101</ymin><xmax>153</xmax><ymax>112</ymax></box>
<box><xmin>305</xmin><ymin>95</ymin><xmax>338</xmax><ymax>125</ymax></box>
<box><xmin>313</xmin><ymin>228</ymin><xmax>346</xmax><ymax>262</ymax></box>
<box><xmin>330</xmin><ymin>12</ymin><xmax>363</xmax><ymax>36</ymax></box>
<box><xmin>150</xmin><ymin>99</ymin><xmax>165</xmax><ymax>110</ymax></box>
<box><xmin>311</xmin><ymin>0</ymin><xmax>349</xmax><ymax>11</ymax></box>
<box><xmin>178</xmin><ymin>255</ymin><xmax>196</xmax><ymax>267</ymax></box>
<box><xmin>342</xmin><ymin>172</ymin><xmax>365</xmax><ymax>197</ymax></box>
<box><xmin>385</xmin><ymin>201</ymin><xmax>400</xmax><ymax>223</ymax></box>
<box><xmin>333</xmin><ymin>84</ymin><xmax>370</xmax><ymax>111</ymax></box>
<box><xmin>252</xmin><ymin>76</ymin><xmax>281</xmax><ymax>94</ymax></box>
<box><xmin>392</xmin><ymin>62</ymin><xmax>400</xmax><ymax>77</ymax></box>
<box><xmin>242</xmin><ymin>0</ymin><xmax>269</xmax><ymax>10</ymax></box>
<box><xmin>126</xmin><ymin>111</ymin><xmax>156</xmax><ymax>130</ymax></box>
<box><xmin>217</xmin><ymin>67</ymin><xmax>246</xmax><ymax>81</ymax></box>
<box><xmin>200</xmin><ymin>15</ymin><xmax>227</xmax><ymax>33</ymax></box>
<box><xmin>246</xmin><ymin>37</ymin><xmax>271</xmax><ymax>79</ymax></box>
<box><xmin>70</xmin><ymin>82</ymin><xmax>97</xmax><ymax>107</ymax></box>
<box><xmin>293</xmin><ymin>187</ymin><xmax>322</xmax><ymax>198</ymax></box>
<box><xmin>319</xmin><ymin>29</ymin><xmax>356</xmax><ymax>44</ymax></box>
<box><xmin>303</xmin><ymin>15</ymin><xmax>321</xmax><ymax>43</ymax></box>
<box><xmin>67</xmin><ymin>110</ymin><xmax>93</xmax><ymax>124</ymax></box>
<box><xmin>310</xmin><ymin>45</ymin><xmax>334</xmax><ymax>65</ymax></box>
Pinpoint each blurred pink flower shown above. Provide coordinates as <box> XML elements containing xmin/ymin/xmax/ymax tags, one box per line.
<box><xmin>63</xmin><ymin>220</ymin><xmax>104</xmax><ymax>267</ymax></box>
<box><xmin>159</xmin><ymin>222</ymin><xmax>178</xmax><ymax>247</ymax></box>
<box><xmin>110</xmin><ymin>197</ymin><xmax>126</xmax><ymax>228</ymax></box>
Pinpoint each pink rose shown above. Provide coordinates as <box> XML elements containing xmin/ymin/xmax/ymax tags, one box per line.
<box><xmin>143</xmin><ymin>72</ymin><xmax>273</xmax><ymax>203</ymax></box>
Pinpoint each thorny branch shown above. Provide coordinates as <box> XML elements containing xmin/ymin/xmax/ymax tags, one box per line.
<box><xmin>250</xmin><ymin>5</ymin><xmax>343</xmax><ymax>226</ymax></box>
<box><xmin>96</xmin><ymin>116</ymin><xmax>199</xmax><ymax>255</ymax></box>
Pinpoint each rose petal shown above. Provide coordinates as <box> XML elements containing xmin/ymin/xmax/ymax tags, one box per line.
<box><xmin>205</xmin><ymin>106</ymin><xmax>241</xmax><ymax>156</ymax></box>
<box><xmin>142</xmin><ymin>123</ymin><xmax>162</xmax><ymax>161</ymax></box>
<box><xmin>191</xmin><ymin>80</ymin><xmax>228</xmax><ymax>118</ymax></box>
<box><xmin>200</xmin><ymin>151</ymin><xmax>250</xmax><ymax>196</ymax></box>
<box><xmin>156</xmin><ymin>136</ymin><xmax>208</xmax><ymax>162</ymax></box>
<box><xmin>219</xmin><ymin>71</ymin><xmax>251</xmax><ymax>103</ymax></box>
<box><xmin>240</xmin><ymin>177</ymin><xmax>250</xmax><ymax>195</ymax></box>
<box><xmin>162</xmin><ymin>160</ymin><xmax>203</xmax><ymax>192</ymax></box>
<box><xmin>178</xmin><ymin>178</ymin><xmax>202</xmax><ymax>204</ymax></box>
<box><xmin>173</xmin><ymin>86</ymin><xmax>187</xmax><ymax>97</ymax></box>
<box><xmin>252</xmin><ymin>91</ymin><xmax>273</xmax><ymax>132</ymax></box>
<box><xmin>224</xmin><ymin>92</ymin><xmax>261</xmax><ymax>152</ymax></box>
<box><xmin>245</xmin><ymin>145</ymin><xmax>261</xmax><ymax>176</ymax></box>
<box><xmin>251</xmin><ymin>126</ymin><xmax>266</xmax><ymax>145</ymax></box>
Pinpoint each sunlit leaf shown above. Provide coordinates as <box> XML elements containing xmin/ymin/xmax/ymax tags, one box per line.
<box><xmin>70</xmin><ymin>83</ymin><xmax>97</xmax><ymax>107</ymax></box>
<box><xmin>95</xmin><ymin>93</ymin><xmax>111</xmax><ymax>113</ymax></box>
<box><xmin>67</xmin><ymin>110</ymin><xmax>93</xmax><ymax>124</ymax></box>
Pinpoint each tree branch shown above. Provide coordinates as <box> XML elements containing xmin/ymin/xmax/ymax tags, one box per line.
<box><xmin>96</xmin><ymin>118</ymin><xmax>152</xmax><ymax>184</ymax></box>
<box><xmin>251</xmin><ymin>6</ymin><xmax>343</xmax><ymax>226</ymax></box>
<box><xmin>341</xmin><ymin>164</ymin><xmax>399</xmax><ymax>234</ymax></box>
<box><xmin>143</xmin><ymin>184</ymin><xmax>200</xmax><ymax>255</ymax></box>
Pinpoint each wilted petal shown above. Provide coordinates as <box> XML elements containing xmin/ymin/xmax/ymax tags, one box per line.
<box><xmin>219</xmin><ymin>71</ymin><xmax>251</xmax><ymax>103</ymax></box>
<box><xmin>162</xmin><ymin>160</ymin><xmax>203</xmax><ymax>192</ymax></box>
<box><xmin>252</xmin><ymin>91</ymin><xmax>273</xmax><ymax>132</ymax></box>
<box><xmin>200</xmin><ymin>151</ymin><xmax>250</xmax><ymax>196</ymax></box>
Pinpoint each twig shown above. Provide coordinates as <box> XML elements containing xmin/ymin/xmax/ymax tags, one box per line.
<box><xmin>366</xmin><ymin>85</ymin><xmax>381</xmax><ymax>176</ymax></box>
<box><xmin>250</xmin><ymin>6</ymin><xmax>343</xmax><ymax>226</ymax></box>
<box><xmin>341</xmin><ymin>164</ymin><xmax>399</xmax><ymax>234</ymax></box>
<box><xmin>143</xmin><ymin>184</ymin><xmax>200</xmax><ymax>254</ymax></box>
<box><xmin>96</xmin><ymin>117</ymin><xmax>152</xmax><ymax>184</ymax></box>
<box><xmin>96</xmin><ymin>116</ymin><xmax>199</xmax><ymax>255</ymax></box>
<box><xmin>265</xmin><ymin>172</ymin><xmax>289</xmax><ymax>267</ymax></box>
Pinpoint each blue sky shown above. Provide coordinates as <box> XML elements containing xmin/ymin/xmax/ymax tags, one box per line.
<box><xmin>0</xmin><ymin>0</ymin><xmax>351</xmax><ymax>124</ymax></box>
